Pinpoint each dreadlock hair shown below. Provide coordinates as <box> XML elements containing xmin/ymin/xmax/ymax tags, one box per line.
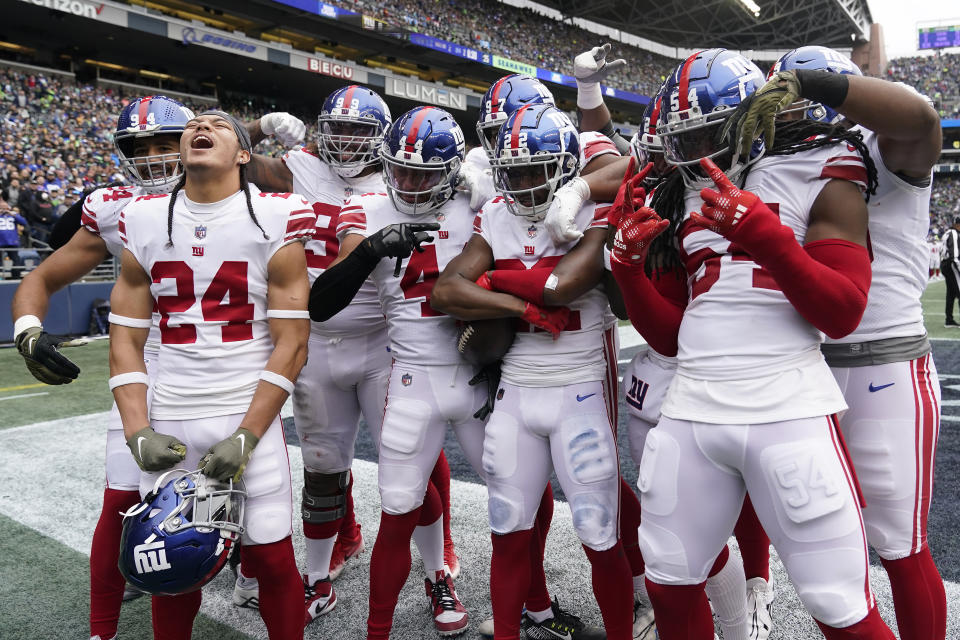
<box><xmin>645</xmin><ymin>118</ymin><xmax>878</xmax><ymax>277</ymax></box>
<box><xmin>164</xmin><ymin>163</ymin><xmax>268</xmax><ymax>246</ymax></box>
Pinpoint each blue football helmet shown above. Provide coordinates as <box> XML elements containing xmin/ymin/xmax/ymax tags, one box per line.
<box><xmin>119</xmin><ymin>469</ymin><xmax>245</xmax><ymax>596</ymax></box>
<box><xmin>657</xmin><ymin>48</ymin><xmax>766</xmax><ymax>189</ymax></box>
<box><xmin>381</xmin><ymin>106</ymin><xmax>465</xmax><ymax>215</ymax></box>
<box><xmin>770</xmin><ymin>46</ymin><xmax>862</xmax><ymax>125</ymax></box>
<box><xmin>477</xmin><ymin>74</ymin><xmax>555</xmax><ymax>161</ymax></box>
<box><xmin>491</xmin><ymin>103</ymin><xmax>580</xmax><ymax>222</ymax></box>
<box><xmin>318</xmin><ymin>85</ymin><xmax>392</xmax><ymax>178</ymax></box>
<box><xmin>630</xmin><ymin>88</ymin><xmax>673</xmax><ymax>188</ymax></box>
<box><xmin>114</xmin><ymin>95</ymin><xmax>194</xmax><ymax>193</ymax></box>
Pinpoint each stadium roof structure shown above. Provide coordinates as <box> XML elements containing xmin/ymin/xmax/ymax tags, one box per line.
<box><xmin>535</xmin><ymin>0</ymin><xmax>873</xmax><ymax>50</ymax></box>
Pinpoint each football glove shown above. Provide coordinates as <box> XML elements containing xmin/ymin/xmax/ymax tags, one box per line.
<box><xmin>15</xmin><ymin>325</ymin><xmax>83</xmax><ymax>385</ymax></box>
<box><xmin>691</xmin><ymin>158</ymin><xmax>778</xmax><ymax>240</ymax></box>
<box><xmin>126</xmin><ymin>426</ymin><xmax>187</xmax><ymax>472</ymax></box>
<box><xmin>607</xmin><ymin>158</ymin><xmax>652</xmax><ymax>229</ymax></box>
<box><xmin>456</xmin><ymin>162</ymin><xmax>490</xmax><ymax>211</ymax></box>
<box><xmin>521</xmin><ymin>302</ymin><xmax>570</xmax><ymax>339</ymax></box>
<box><xmin>612</xmin><ymin>206</ymin><xmax>669</xmax><ymax>266</ymax></box>
<box><xmin>545</xmin><ymin>177</ymin><xmax>591</xmax><ymax>243</ymax></box>
<box><xmin>721</xmin><ymin>70</ymin><xmax>802</xmax><ymax>158</ymax></box>
<box><xmin>361</xmin><ymin>222</ymin><xmax>441</xmax><ymax>277</ymax></box>
<box><xmin>199</xmin><ymin>427</ymin><xmax>260</xmax><ymax>483</ymax></box>
<box><xmin>259</xmin><ymin>112</ymin><xmax>307</xmax><ymax>147</ymax></box>
<box><xmin>574</xmin><ymin>43</ymin><xmax>627</xmax><ymax>110</ymax></box>
<box><xmin>468</xmin><ymin>362</ymin><xmax>502</xmax><ymax>421</ymax></box>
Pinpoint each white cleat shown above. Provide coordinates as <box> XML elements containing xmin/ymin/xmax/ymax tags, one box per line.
<box><xmin>232</xmin><ymin>574</ymin><xmax>260</xmax><ymax>610</ymax></box>
<box><xmin>745</xmin><ymin>577</ymin><xmax>774</xmax><ymax>640</ymax></box>
<box><xmin>633</xmin><ymin>598</ymin><xmax>657</xmax><ymax>639</ymax></box>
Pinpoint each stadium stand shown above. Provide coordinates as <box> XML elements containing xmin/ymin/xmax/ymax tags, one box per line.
<box><xmin>886</xmin><ymin>52</ymin><xmax>960</xmax><ymax>119</ymax></box>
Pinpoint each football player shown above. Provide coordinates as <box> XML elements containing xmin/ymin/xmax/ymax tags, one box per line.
<box><xmin>612</xmin><ymin>49</ymin><xmax>895</xmax><ymax>639</ymax></box>
<box><xmin>308</xmin><ymin>106</ymin><xmax>505</xmax><ymax>638</ymax></box>
<box><xmin>729</xmin><ymin>46</ymin><xmax>947</xmax><ymax>640</ymax></box>
<box><xmin>108</xmin><ymin>110</ymin><xmax>313</xmax><ymax>640</ymax></box>
<box><xmin>432</xmin><ymin>103</ymin><xmax>633</xmax><ymax>640</ymax></box>
<box><xmin>243</xmin><ymin>87</ymin><xmax>466</xmax><ymax>622</ymax></box>
<box><xmin>10</xmin><ymin>95</ymin><xmax>193</xmax><ymax>640</ymax></box>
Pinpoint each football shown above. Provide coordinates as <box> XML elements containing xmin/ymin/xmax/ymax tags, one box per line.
<box><xmin>456</xmin><ymin>318</ymin><xmax>517</xmax><ymax>366</ymax></box>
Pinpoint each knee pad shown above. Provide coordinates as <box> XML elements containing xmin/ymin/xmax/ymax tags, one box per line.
<box><xmin>379</xmin><ymin>463</ymin><xmax>426</xmax><ymax>515</ymax></box>
<box><xmin>786</xmin><ymin>546</ymin><xmax>870</xmax><ymax>627</ymax></box>
<box><xmin>759</xmin><ymin>439</ymin><xmax>856</xmax><ymax>538</ymax></box>
<box><xmin>637</xmin><ymin>429</ymin><xmax>681</xmax><ymax>517</ymax></box>
<box><xmin>301</xmin><ymin>470</ymin><xmax>350</xmax><ymax>524</ymax></box>
<box><xmin>380</xmin><ymin>398</ymin><xmax>430</xmax><ymax>459</ymax></box>
<box><xmin>638</xmin><ymin>520</ymin><xmax>699</xmax><ymax>583</ymax></box>
<box><xmin>487</xmin><ymin>483</ymin><xmax>526</xmax><ymax>534</ymax></box>
<box><xmin>570</xmin><ymin>493</ymin><xmax>616</xmax><ymax>550</ymax></box>
<box><xmin>559</xmin><ymin>413</ymin><xmax>616</xmax><ymax>485</ymax></box>
<box><xmin>244</xmin><ymin>504</ymin><xmax>293</xmax><ymax>545</ymax></box>
<box><xmin>482</xmin><ymin>413</ymin><xmax>520</xmax><ymax>479</ymax></box>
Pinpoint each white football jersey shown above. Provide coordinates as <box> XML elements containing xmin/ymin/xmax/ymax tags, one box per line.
<box><xmin>120</xmin><ymin>187</ymin><xmax>316</xmax><ymax>419</ymax></box>
<box><xmin>337</xmin><ymin>192</ymin><xmax>475</xmax><ymax>365</ymax></box>
<box><xmin>82</xmin><ymin>184</ymin><xmax>163</xmax><ymax>348</ymax></box>
<box><xmin>825</xmin><ymin>127</ymin><xmax>931</xmax><ymax>343</ymax></box>
<box><xmin>476</xmin><ymin>196</ymin><xmax>611</xmax><ymax>386</ymax></box>
<box><xmin>661</xmin><ymin>142</ymin><xmax>863</xmax><ymax>423</ymax></box>
<box><xmin>283</xmin><ymin>147</ymin><xmax>386</xmax><ymax>337</ymax></box>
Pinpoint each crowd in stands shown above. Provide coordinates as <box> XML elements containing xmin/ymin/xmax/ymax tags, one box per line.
<box><xmin>331</xmin><ymin>0</ymin><xmax>677</xmax><ymax>95</ymax></box>
<box><xmin>930</xmin><ymin>174</ymin><xmax>960</xmax><ymax>239</ymax></box>
<box><xmin>886</xmin><ymin>52</ymin><xmax>960</xmax><ymax>119</ymax></box>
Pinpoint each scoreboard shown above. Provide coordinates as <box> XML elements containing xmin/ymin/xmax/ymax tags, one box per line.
<box><xmin>919</xmin><ymin>26</ymin><xmax>960</xmax><ymax>50</ymax></box>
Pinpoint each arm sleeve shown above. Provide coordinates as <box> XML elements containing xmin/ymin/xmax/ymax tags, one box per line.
<box><xmin>307</xmin><ymin>241</ymin><xmax>379</xmax><ymax>322</ymax></box>
<box><xmin>488</xmin><ymin>268</ymin><xmax>552</xmax><ymax>306</ymax></box>
<box><xmin>610</xmin><ymin>261</ymin><xmax>688</xmax><ymax>356</ymax></box>
<box><xmin>48</xmin><ymin>197</ymin><xmax>84</xmax><ymax>249</ymax></box>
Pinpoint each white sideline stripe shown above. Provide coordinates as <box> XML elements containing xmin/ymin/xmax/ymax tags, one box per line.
<box><xmin>1</xmin><ymin>414</ymin><xmax>959</xmax><ymax>639</ymax></box>
<box><xmin>617</xmin><ymin>324</ymin><xmax>646</xmax><ymax>349</ymax></box>
<box><xmin>940</xmin><ymin>414</ymin><xmax>960</xmax><ymax>422</ymax></box>
<box><xmin>0</xmin><ymin>392</ymin><xmax>48</xmax><ymax>401</ymax></box>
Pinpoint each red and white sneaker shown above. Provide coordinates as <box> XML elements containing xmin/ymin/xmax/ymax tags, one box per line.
<box><xmin>329</xmin><ymin>524</ymin><xmax>365</xmax><ymax>581</ymax></box>
<box><xmin>443</xmin><ymin>536</ymin><xmax>460</xmax><ymax>579</ymax></box>
<box><xmin>304</xmin><ymin>575</ymin><xmax>337</xmax><ymax>625</ymax></box>
<box><xmin>425</xmin><ymin>570</ymin><xmax>469</xmax><ymax>636</ymax></box>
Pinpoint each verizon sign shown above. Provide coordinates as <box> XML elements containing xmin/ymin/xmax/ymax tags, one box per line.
<box><xmin>386</xmin><ymin>77</ymin><xmax>466</xmax><ymax>111</ymax></box>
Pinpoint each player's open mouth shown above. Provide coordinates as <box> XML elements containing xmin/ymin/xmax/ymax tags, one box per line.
<box><xmin>191</xmin><ymin>134</ymin><xmax>214</xmax><ymax>150</ymax></box>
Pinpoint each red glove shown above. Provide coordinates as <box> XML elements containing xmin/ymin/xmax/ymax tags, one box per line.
<box><xmin>521</xmin><ymin>302</ymin><xmax>570</xmax><ymax>339</ymax></box>
<box><xmin>690</xmin><ymin>157</ymin><xmax>778</xmax><ymax>239</ymax></box>
<box><xmin>612</xmin><ymin>206</ymin><xmax>669</xmax><ymax>266</ymax></box>
<box><xmin>476</xmin><ymin>272</ymin><xmax>493</xmax><ymax>290</ymax></box>
<box><xmin>606</xmin><ymin>157</ymin><xmax>652</xmax><ymax>229</ymax></box>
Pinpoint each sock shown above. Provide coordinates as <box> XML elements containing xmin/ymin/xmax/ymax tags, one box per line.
<box><xmin>527</xmin><ymin>606</ymin><xmax>553</xmax><ymax>623</ymax></box>
<box><xmin>338</xmin><ymin>470</ymin><xmax>358</xmax><ymax>536</ymax></box>
<box><xmin>620</xmin><ymin>478</ymin><xmax>646</xmax><ymax>577</ymax></box>
<box><xmin>243</xmin><ymin>537</ymin><xmax>305</xmax><ymax>639</ymax></box>
<box><xmin>583</xmin><ymin>544</ymin><xmax>634</xmax><ymax>640</ymax></box>
<box><xmin>645</xmin><ymin>579</ymin><xmax>714</xmax><ymax>640</ymax></box>
<box><xmin>90</xmin><ymin>488</ymin><xmax>140</xmax><ymax>639</ymax></box>
<box><xmin>525</xmin><ymin>484</ymin><xmax>554</xmax><ymax>613</ymax></box>
<box><xmin>634</xmin><ymin>573</ymin><xmax>651</xmax><ymax>605</ymax></box>
<box><xmin>492</xmin><ymin>530</ymin><xmax>534</xmax><ymax>640</ymax></box>
<box><xmin>880</xmin><ymin>550</ymin><xmax>947</xmax><ymax>640</ymax></box>
<box><xmin>413</xmin><ymin>481</ymin><xmax>445</xmax><ymax>576</ymax></box>
<box><xmin>151</xmin><ymin>591</ymin><xmax>201</xmax><ymax>640</ymax></box>
<box><xmin>305</xmin><ymin>536</ymin><xmax>337</xmax><ymax>584</ymax></box>
<box><xmin>734</xmin><ymin>495</ymin><xmax>770</xmax><ymax>581</ymax></box>
<box><xmin>705</xmin><ymin>545</ymin><xmax>748</xmax><ymax>640</ymax></box>
<box><xmin>368</xmin><ymin>509</ymin><xmax>422</xmax><ymax>640</ymax></box>
<box><xmin>237</xmin><ymin>568</ymin><xmax>259</xmax><ymax>589</ymax></box>
<box><xmin>431</xmin><ymin>451</ymin><xmax>453</xmax><ymax>544</ymax></box>
<box><xmin>816</xmin><ymin>605</ymin><xmax>896</xmax><ymax>639</ymax></box>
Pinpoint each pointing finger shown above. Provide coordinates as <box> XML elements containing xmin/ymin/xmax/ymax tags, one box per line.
<box><xmin>699</xmin><ymin>157</ymin><xmax>732</xmax><ymax>190</ymax></box>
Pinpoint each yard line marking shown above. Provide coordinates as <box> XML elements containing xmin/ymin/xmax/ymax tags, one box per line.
<box><xmin>0</xmin><ymin>392</ymin><xmax>49</xmax><ymax>401</ymax></box>
<box><xmin>0</xmin><ymin>383</ymin><xmax>47</xmax><ymax>392</ymax></box>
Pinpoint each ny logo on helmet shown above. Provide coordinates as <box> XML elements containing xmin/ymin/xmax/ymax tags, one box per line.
<box><xmin>133</xmin><ymin>538</ymin><xmax>173</xmax><ymax>574</ymax></box>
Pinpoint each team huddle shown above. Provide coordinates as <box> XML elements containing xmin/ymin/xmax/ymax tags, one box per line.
<box><xmin>10</xmin><ymin>42</ymin><xmax>945</xmax><ymax>640</ymax></box>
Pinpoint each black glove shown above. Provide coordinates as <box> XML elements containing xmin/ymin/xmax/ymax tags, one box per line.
<box><xmin>358</xmin><ymin>222</ymin><xmax>441</xmax><ymax>276</ymax></box>
<box><xmin>468</xmin><ymin>362</ymin><xmax>502</xmax><ymax>421</ymax></box>
<box><xmin>15</xmin><ymin>326</ymin><xmax>82</xmax><ymax>385</ymax></box>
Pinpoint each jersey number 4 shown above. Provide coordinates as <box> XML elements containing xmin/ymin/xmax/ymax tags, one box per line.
<box><xmin>399</xmin><ymin>245</ymin><xmax>444</xmax><ymax>317</ymax></box>
<box><xmin>152</xmin><ymin>261</ymin><xmax>254</xmax><ymax>344</ymax></box>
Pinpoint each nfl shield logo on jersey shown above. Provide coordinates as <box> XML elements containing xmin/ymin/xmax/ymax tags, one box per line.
<box><xmin>401</xmin><ymin>373</ymin><xmax>413</xmax><ymax>387</ymax></box>
<box><xmin>435</xmin><ymin>212</ymin><xmax>446</xmax><ymax>222</ymax></box>
<box><xmin>344</xmin><ymin>187</ymin><xmax>353</xmax><ymax>198</ymax></box>
<box><xmin>194</xmin><ymin>225</ymin><xmax>207</xmax><ymax>240</ymax></box>
<box><xmin>527</xmin><ymin>225</ymin><xmax>538</xmax><ymax>239</ymax></box>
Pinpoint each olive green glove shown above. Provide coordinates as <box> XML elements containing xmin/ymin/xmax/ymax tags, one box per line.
<box><xmin>15</xmin><ymin>325</ymin><xmax>83</xmax><ymax>385</ymax></box>
<box><xmin>126</xmin><ymin>426</ymin><xmax>187</xmax><ymax>472</ymax></box>
<box><xmin>721</xmin><ymin>70</ymin><xmax>802</xmax><ymax>158</ymax></box>
<box><xmin>199</xmin><ymin>428</ymin><xmax>260</xmax><ymax>483</ymax></box>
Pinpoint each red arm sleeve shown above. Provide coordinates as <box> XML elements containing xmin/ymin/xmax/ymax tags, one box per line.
<box><xmin>731</xmin><ymin>213</ymin><xmax>870</xmax><ymax>339</ymax></box>
<box><xmin>610</xmin><ymin>261</ymin><xmax>688</xmax><ymax>356</ymax></box>
<box><xmin>488</xmin><ymin>268</ymin><xmax>552</xmax><ymax>306</ymax></box>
